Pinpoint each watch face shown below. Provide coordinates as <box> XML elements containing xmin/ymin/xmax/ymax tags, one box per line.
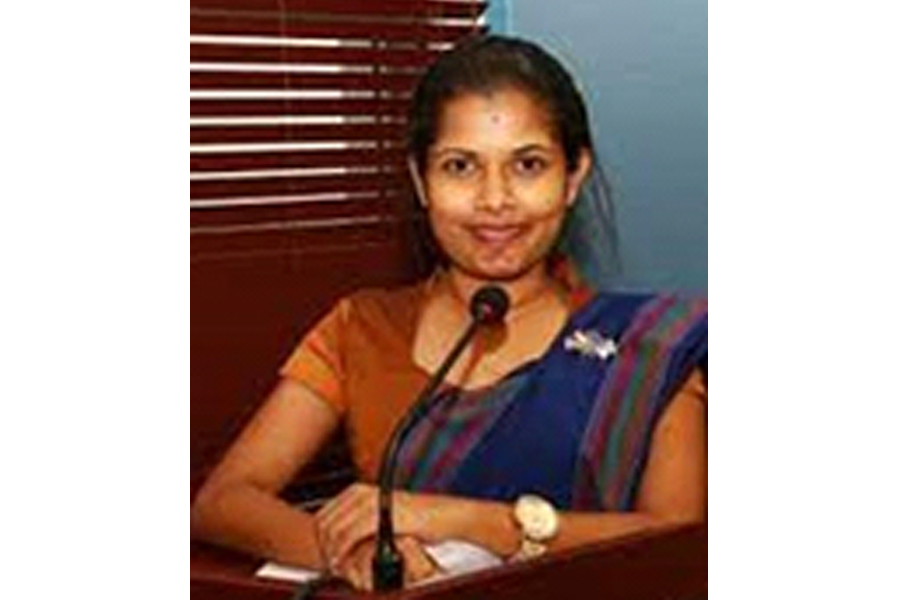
<box><xmin>515</xmin><ymin>495</ymin><xmax>559</xmax><ymax>541</ymax></box>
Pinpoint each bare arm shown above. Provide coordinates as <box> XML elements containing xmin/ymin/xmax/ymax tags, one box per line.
<box><xmin>317</xmin><ymin>369</ymin><xmax>707</xmax><ymax>561</ymax></box>
<box><xmin>190</xmin><ymin>378</ymin><xmax>341</xmax><ymax>568</ymax></box>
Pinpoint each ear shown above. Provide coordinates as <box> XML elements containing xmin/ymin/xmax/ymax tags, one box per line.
<box><xmin>407</xmin><ymin>156</ymin><xmax>429</xmax><ymax>208</ymax></box>
<box><xmin>564</xmin><ymin>149</ymin><xmax>593</xmax><ymax>207</ymax></box>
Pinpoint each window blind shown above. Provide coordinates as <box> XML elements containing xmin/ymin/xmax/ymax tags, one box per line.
<box><xmin>190</xmin><ymin>0</ymin><xmax>488</xmax><ymax>256</ymax></box>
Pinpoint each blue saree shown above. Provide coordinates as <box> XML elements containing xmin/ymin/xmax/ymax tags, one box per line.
<box><xmin>392</xmin><ymin>291</ymin><xmax>707</xmax><ymax>511</ymax></box>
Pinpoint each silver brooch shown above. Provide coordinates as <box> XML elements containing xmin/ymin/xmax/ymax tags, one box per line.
<box><xmin>563</xmin><ymin>329</ymin><xmax>618</xmax><ymax>361</ymax></box>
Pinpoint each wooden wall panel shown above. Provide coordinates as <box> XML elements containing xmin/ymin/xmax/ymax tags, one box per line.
<box><xmin>191</xmin><ymin>232</ymin><xmax>417</xmax><ymax>494</ymax></box>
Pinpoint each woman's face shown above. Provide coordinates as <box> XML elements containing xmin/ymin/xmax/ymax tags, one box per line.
<box><xmin>416</xmin><ymin>88</ymin><xmax>590</xmax><ymax>283</ymax></box>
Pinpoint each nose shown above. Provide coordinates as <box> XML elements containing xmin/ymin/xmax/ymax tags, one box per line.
<box><xmin>475</xmin><ymin>165</ymin><xmax>512</xmax><ymax>212</ymax></box>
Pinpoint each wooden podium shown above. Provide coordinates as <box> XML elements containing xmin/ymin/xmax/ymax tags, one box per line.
<box><xmin>191</xmin><ymin>522</ymin><xmax>706</xmax><ymax>600</ymax></box>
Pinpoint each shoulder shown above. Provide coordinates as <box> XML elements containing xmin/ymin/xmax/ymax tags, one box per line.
<box><xmin>321</xmin><ymin>280</ymin><xmax>426</xmax><ymax>347</ymax></box>
<box><xmin>344</xmin><ymin>281</ymin><xmax>422</xmax><ymax>310</ymax></box>
<box><xmin>613</xmin><ymin>291</ymin><xmax>705</xmax><ymax>348</ymax></box>
<box><xmin>577</xmin><ymin>290</ymin><xmax>707</xmax><ymax>381</ymax></box>
<box><xmin>572</xmin><ymin>290</ymin><xmax>705</xmax><ymax>338</ymax></box>
<box><xmin>340</xmin><ymin>281</ymin><xmax>423</xmax><ymax>324</ymax></box>
<box><xmin>595</xmin><ymin>290</ymin><xmax>706</xmax><ymax>315</ymax></box>
<box><xmin>591</xmin><ymin>290</ymin><xmax>706</xmax><ymax>333</ymax></box>
<box><xmin>280</xmin><ymin>281</ymin><xmax>425</xmax><ymax>395</ymax></box>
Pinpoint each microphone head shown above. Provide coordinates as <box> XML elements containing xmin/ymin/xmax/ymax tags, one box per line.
<box><xmin>470</xmin><ymin>285</ymin><xmax>510</xmax><ymax>325</ymax></box>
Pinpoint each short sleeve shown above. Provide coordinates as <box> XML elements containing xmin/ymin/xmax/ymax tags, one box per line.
<box><xmin>279</xmin><ymin>298</ymin><xmax>351</xmax><ymax>415</ymax></box>
<box><xmin>674</xmin><ymin>367</ymin><xmax>707</xmax><ymax>408</ymax></box>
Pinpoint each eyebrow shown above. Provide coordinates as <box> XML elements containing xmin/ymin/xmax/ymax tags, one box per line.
<box><xmin>512</xmin><ymin>144</ymin><xmax>553</xmax><ymax>155</ymax></box>
<box><xmin>430</xmin><ymin>143</ymin><xmax>554</xmax><ymax>158</ymax></box>
<box><xmin>429</xmin><ymin>147</ymin><xmax>476</xmax><ymax>159</ymax></box>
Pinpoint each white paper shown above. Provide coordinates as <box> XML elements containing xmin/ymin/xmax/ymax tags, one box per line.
<box><xmin>254</xmin><ymin>539</ymin><xmax>502</xmax><ymax>584</ymax></box>
<box><xmin>421</xmin><ymin>539</ymin><xmax>503</xmax><ymax>576</ymax></box>
<box><xmin>255</xmin><ymin>561</ymin><xmax>321</xmax><ymax>584</ymax></box>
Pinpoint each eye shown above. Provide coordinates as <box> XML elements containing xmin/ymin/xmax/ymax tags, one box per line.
<box><xmin>514</xmin><ymin>155</ymin><xmax>548</xmax><ymax>176</ymax></box>
<box><xmin>440</xmin><ymin>156</ymin><xmax>476</xmax><ymax>177</ymax></box>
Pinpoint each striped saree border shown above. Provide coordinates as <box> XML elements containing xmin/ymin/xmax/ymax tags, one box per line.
<box><xmin>573</xmin><ymin>295</ymin><xmax>707</xmax><ymax>509</ymax></box>
<box><xmin>393</xmin><ymin>375</ymin><xmax>529</xmax><ymax>493</ymax></box>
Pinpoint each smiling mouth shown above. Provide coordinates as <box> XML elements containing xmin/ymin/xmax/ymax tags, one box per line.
<box><xmin>469</xmin><ymin>225</ymin><xmax>524</xmax><ymax>245</ymax></box>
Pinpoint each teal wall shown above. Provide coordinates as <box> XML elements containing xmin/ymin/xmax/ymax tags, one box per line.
<box><xmin>490</xmin><ymin>0</ymin><xmax>707</xmax><ymax>292</ymax></box>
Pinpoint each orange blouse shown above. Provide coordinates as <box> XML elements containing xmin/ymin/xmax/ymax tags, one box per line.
<box><xmin>280</xmin><ymin>282</ymin><xmax>706</xmax><ymax>482</ymax></box>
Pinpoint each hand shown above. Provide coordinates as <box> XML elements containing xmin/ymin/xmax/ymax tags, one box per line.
<box><xmin>331</xmin><ymin>535</ymin><xmax>440</xmax><ymax>591</ymax></box>
<box><xmin>315</xmin><ymin>483</ymin><xmax>441</xmax><ymax>568</ymax></box>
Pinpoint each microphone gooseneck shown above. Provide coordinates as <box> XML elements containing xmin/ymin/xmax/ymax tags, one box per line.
<box><xmin>372</xmin><ymin>285</ymin><xmax>509</xmax><ymax>591</ymax></box>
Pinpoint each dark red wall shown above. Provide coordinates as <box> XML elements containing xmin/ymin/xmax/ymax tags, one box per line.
<box><xmin>191</xmin><ymin>222</ymin><xmax>418</xmax><ymax>495</ymax></box>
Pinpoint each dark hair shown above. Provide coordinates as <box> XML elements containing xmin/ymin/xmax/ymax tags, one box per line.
<box><xmin>406</xmin><ymin>35</ymin><xmax>593</xmax><ymax>174</ymax></box>
<box><xmin>403</xmin><ymin>35</ymin><xmax>619</xmax><ymax>284</ymax></box>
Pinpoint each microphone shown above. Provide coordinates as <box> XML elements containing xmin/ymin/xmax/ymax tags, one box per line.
<box><xmin>372</xmin><ymin>285</ymin><xmax>510</xmax><ymax>590</ymax></box>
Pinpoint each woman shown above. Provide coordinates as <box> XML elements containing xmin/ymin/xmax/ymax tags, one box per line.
<box><xmin>190</xmin><ymin>35</ymin><xmax>707</xmax><ymax>591</ymax></box>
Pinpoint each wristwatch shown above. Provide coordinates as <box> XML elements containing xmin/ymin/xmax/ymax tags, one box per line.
<box><xmin>511</xmin><ymin>494</ymin><xmax>559</xmax><ymax>560</ymax></box>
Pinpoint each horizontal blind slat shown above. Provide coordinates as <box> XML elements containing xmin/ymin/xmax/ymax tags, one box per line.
<box><xmin>190</xmin><ymin>98</ymin><xmax>412</xmax><ymax>117</ymax></box>
<box><xmin>191</xmin><ymin>196</ymin><xmax>396</xmax><ymax>226</ymax></box>
<box><xmin>190</xmin><ymin>173</ymin><xmax>407</xmax><ymax>200</ymax></box>
<box><xmin>191</xmin><ymin>149</ymin><xmax>407</xmax><ymax>172</ymax></box>
<box><xmin>190</xmin><ymin>0</ymin><xmax>487</xmax><ymax>19</ymax></box>
<box><xmin>191</xmin><ymin>15</ymin><xmax>486</xmax><ymax>43</ymax></box>
<box><xmin>190</xmin><ymin>71</ymin><xmax>421</xmax><ymax>91</ymax></box>
<box><xmin>190</xmin><ymin>123</ymin><xmax>404</xmax><ymax>144</ymax></box>
<box><xmin>190</xmin><ymin>44</ymin><xmax>444</xmax><ymax>68</ymax></box>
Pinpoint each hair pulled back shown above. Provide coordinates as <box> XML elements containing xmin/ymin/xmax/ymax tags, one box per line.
<box><xmin>406</xmin><ymin>35</ymin><xmax>593</xmax><ymax>173</ymax></box>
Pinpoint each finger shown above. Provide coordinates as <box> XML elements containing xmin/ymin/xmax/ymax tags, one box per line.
<box><xmin>319</xmin><ymin>507</ymin><xmax>363</xmax><ymax>565</ymax></box>
<box><xmin>315</xmin><ymin>483</ymin><xmax>366</xmax><ymax>532</ymax></box>
<box><xmin>330</xmin><ymin>548</ymin><xmax>360</xmax><ymax>590</ymax></box>
<box><xmin>332</xmin><ymin>519</ymin><xmax>378</xmax><ymax>568</ymax></box>
<box><xmin>356</xmin><ymin>542</ymin><xmax>375</xmax><ymax>592</ymax></box>
<box><xmin>397</xmin><ymin>537</ymin><xmax>438</xmax><ymax>584</ymax></box>
<box><xmin>315</xmin><ymin>484</ymin><xmax>378</xmax><ymax>540</ymax></box>
<box><xmin>328</xmin><ymin>492</ymin><xmax>428</xmax><ymax>566</ymax></box>
<box><xmin>316</xmin><ymin>485</ymin><xmax>371</xmax><ymax>562</ymax></box>
<box><xmin>321</xmin><ymin>501</ymin><xmax>380</xmax><ymax>564</ymax></box>
<box><xmin>339</xmin><ymin>540</ymin><xmax>374</xmax><ymax>592</ymax></box>
<box><xmin>362</xmin><ymin>558</ymin><xmax>373</xmax><ymax>592</ymax></box>
<box><xmin>345</xmin><ymin>562</ymin><xmax>364</xmax><ymax>591</ymax></box>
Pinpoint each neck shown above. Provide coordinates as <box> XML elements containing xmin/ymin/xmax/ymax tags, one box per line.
<box><xmin>443</xmin><ymin>264</ymin><xmax>562</xmax><ymax>317</ymax></box>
